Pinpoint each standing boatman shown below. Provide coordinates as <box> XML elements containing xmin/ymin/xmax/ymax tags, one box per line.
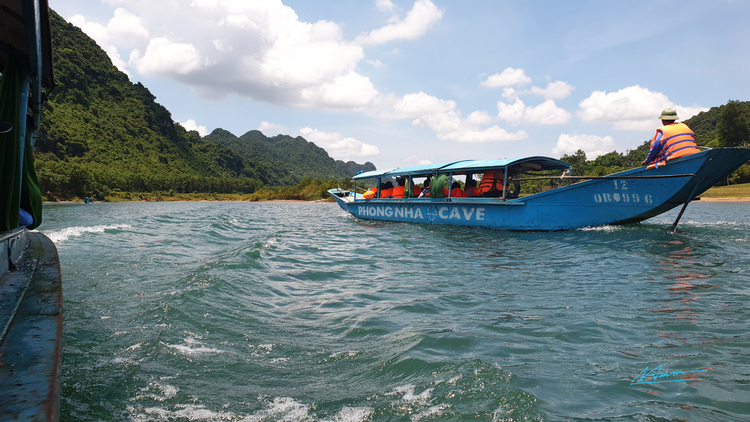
<box><xmin>642</xmin><ymin>108</ymin><xmax>700</xmax><ymax>168</ymax></box>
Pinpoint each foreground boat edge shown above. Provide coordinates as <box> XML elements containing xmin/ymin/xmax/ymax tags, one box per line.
<box><xmin>0</xmin><ymin>231</ymin><xmax>62</xmax><ymax>422</ymax></box>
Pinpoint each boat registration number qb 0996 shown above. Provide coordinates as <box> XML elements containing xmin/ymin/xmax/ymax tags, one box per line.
<box><xmin>593</xmin><ymin>180</ymin><xmax>653</xmax><ymax>204</ymax></box>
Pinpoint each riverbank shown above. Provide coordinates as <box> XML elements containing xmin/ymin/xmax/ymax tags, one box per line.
<box><xmin>44</xmin><ymin>192</ymin><xmax>336</xmax><ymax>203</ymax></box>
<box><xmin>694</xmin><ymin>182</ymin><xmax>750</xmax><ymax>201</ymax></box>
<box><xmin>697</xmin><ymin>197</ymin><xmax>750</xmax><ymax>202</ymax></box>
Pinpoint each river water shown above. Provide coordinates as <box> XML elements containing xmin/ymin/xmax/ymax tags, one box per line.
<box><xmin>39</xmin><ymin>201</ymin><xmax>750</xmax><ymax>421</ymax></box>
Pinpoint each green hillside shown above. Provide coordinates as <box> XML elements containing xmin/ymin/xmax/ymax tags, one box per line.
<box><xmin>34</xmin><ymin>10</ymin><xmax>374</xmax><ymax>200</ymax></box>
<box><xmin>203</xmin><ymin>129</ymin><xmax>375</xmax><ymax>183</ymax></box>
<box><xmin>685</xmin><ymin>100</ymin><xmax>750</xmax><ymax>149</ymax></box>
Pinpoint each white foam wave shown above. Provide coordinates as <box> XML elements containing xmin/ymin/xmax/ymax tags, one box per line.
<box><xmin>329</xmin><ymin>350</ymin><xmax>358</xmax><ymax>358</ymax></box>
<box><xmin>387</xmin><ymin>384</ymin><xmax>433</xmax><ymax>404</ymax></box>
<box><xmin>132</xmin><ymin>404</ymin><xmax>235</xmax><ymax>421</ymax></box>
<box><xmin>248</xmin><ymin>343</ymin><xmax>275</xmax><ymax>356</ymax></box>
<box><xmin>45</xmin><ymin>224</ymin><xmax>131</xmax><ymax>243</ymax></box>
<box><xmin>578</xmin><ymin>225</ymin><xmax>620</xmax><ymax>232</ymax></box>
<box><xmin>129</xmin><ymin>398</ymin><xmax>373</xmax><ymax>422</ymax></box>
<box><xmin>412</xmin><ymin>404</ymin><xmax>450</xmax><ymax>421</ymax></box>
<box><xmin>242</xmin><ymin>397</ymin><xmax>310</xmax><ymax>422</ymax></box>
<box><xmin>131</xmin><ymin>381</ymin><xmax>179</xmax><ymax>402</ymax></box>
<box><xmin>164</xmin><ymin>334</ymin><xmax>224</xmax><ymax>356</ymax></box>
<box><xmin>326</xmin><ymin>406</ymin><xmax>374</xmax><ymax>422</ymax></box>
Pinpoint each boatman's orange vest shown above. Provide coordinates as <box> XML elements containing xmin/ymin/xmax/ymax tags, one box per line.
<box><xmin>478</xmin><ymin>170</ymin><xmax>504</xmax><ymax>196</ymax></box>
<box><xmin>649</xmin><ymin>122</ymin><xmax>699</xmax><ymax>168</ymax></box>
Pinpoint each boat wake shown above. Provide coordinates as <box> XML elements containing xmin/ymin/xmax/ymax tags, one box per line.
<box><xmin>43</xmin><ymin>224</ymin><xmax>131</xmax><ymax>243</ymax></box>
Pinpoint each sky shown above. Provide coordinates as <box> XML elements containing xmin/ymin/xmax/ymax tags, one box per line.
<box><xmin>49</xmin><ymin>0</ymin><xmax>750</xmax><ymax>171</ymax></box>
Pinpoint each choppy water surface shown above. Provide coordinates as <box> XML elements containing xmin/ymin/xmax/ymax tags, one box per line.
<box><xmin>40</xmin><ymin>201</ymin><xmax>750</xmax><ymax>421</ymax></box>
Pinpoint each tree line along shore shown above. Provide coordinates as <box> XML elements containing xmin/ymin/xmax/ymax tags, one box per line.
<box><xmin>50</xmin><ymin>181</ymin><xmax>750</xmax><ymax>204</ymax></box>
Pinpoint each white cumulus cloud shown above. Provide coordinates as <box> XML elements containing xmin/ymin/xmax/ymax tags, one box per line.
<box><xmin>133</xmin><ymin>37</ymin><xmax>205</xmax><ymax>76</ymax></box>
<box><xmin>480</xmin><ymin>67</ymin><xmax>532</xmax><ymax>88</ymax></box>
<box><xmin>553</xmin><ymin>134</ymin><xmax>616</xmax><ymax>160</ymax></box>
<box><xmin>375</xmin><ymin>0</ymin><xmax>396</xmax><ymax>13</ymax></box>
<box><xmin>577</xmin><ymin>85</ymin><xmax>707</xmax><ymax>131</ymax></box>
<box><xmin>298</xmin><ymin>127</ymin><xmax>380</xmax><ymax>160</ymax></box>
<box><xmin>258</xmin><ymin>121</ymin><xmax>288</xmax><ymax>136</ymax></box>
<box><xmin>530</xmin><ymin>81</ymin><xmax>575</xmax><ymax>100</ymax></box>
<box><xmin>356</xmin><ymin>0</ymin><xmax>444</xmax><ymax>45</ymax></box>
<box><xmin>378</xmin><ymin>92</ymin><xmax>526</xmax><ymax>143</ymax></box>
<box><xmin>383</xmin><ymin>91</ymin><xmax>456</xmax><ymax>119</ymax></box>
<box><xmin>67</xmin><ymin>0</ymin><xmax>436</xmax><ymax>110</ymax></box>
<box><xmin>298</xmin><ymin>72</ymin><xmax>379</xmax><ymax>110</ymax></box>
<box><xmin>108</xmin><ymin>7</ymin><xmax>149</xmax><ymax>44</ymax></box>
<box><xmin>178</xmin><ymin>119</ymin><xmax>208</xmax><ymax>137</ymax></box>
<box><xmin>497</xmin><ymin>98</ymin><xmax>571</xmax><ymax>125</ymax></box>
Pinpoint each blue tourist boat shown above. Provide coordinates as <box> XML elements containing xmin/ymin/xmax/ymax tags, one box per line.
<box><xmin>329</xmin><ymin>148</ymin><xmax>750</xmax><ymax>231</ymax></box>
<box><xmin>0</xmin><ymin>0</ymin><xmax>62</xmax><ymax>420</ymax></box>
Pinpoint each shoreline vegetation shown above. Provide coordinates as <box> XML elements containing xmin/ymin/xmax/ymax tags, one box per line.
<box><xmin>45</xmin><ymin>183</ymin><xmax>750</xmax><ymax>204</ymax></box>
<box><xmin>694</xmin><ymin>182</ymin><xmax>750</xmax><ymax>200</ymax></box>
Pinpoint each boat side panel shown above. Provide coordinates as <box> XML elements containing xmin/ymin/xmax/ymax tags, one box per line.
<box><xmin>0</xmin><ymin>233</ymin><xmax>62</xmax><ymax>422</ymax></box>
<box><xmin>332</xmin><ymin>183</ymin><xmax>675</xmax><ymax>230</ymax></box>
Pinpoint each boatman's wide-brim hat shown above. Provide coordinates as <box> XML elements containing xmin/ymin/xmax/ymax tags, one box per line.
<box><xmin>658</xmin><ymin>108</ymin><xmax>679</xmax><ymax>120</ymax></box>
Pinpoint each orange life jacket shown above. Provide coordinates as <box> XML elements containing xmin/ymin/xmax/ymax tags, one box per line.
<box><xmin>650</xmin><ymin>122</ymin><xmax>699</xmax><ymax>168</ymax></box>
<box><xmin>380</xmin><ymin>188</ymin><xmax>394</xmax><ymax>198</ymax></box>
<box><xmin>450</xmin><ymin>187</ymin><xmax>467</xmax><ymax>197</ymax></box>
<box><xmin>478</xmin><ymin>170</ymin><xmax>504</xmax><ymax>195</ymax></box>
<box><xmin>391</xmin><ymin>186</ymin><xmax>405</xmax><ymax>198</ymax></box>
<box><xmin>362</xmin><ymin>188</ymin><xmax>377</xmax><ymax>199</ymax></box>
<box><xmin>465</xmin><ymin>186</ymin><xmax>481</xmax><ymax>197</ymax></box>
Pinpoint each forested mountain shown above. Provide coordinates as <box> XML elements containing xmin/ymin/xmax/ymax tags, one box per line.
<box><xmin>204</xmin><ymin>129</ymin><xmax>375</xmax><ymax>182</ymax></box>
<box><xmin>34</xmin><ymin>10</ymin><xmax>374</xmax><ymax>200</ymax></box>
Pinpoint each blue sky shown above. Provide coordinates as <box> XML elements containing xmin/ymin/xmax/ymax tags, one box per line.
<box><xmin>49</xmin><ymin>0</ymin><xmax>750</xmax><ymax>170</ymax></box>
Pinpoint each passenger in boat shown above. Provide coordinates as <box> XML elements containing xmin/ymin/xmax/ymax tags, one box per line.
<box><xmin>380</xmin><ymin>181</ymin><xmax>394</xmax><ymax>198</ymax></box>
<box><xmin>642</xmin><ymin>108</ymin><xmax>700</xmax><ymax>168</ymax></box>
<box><xmin>478</xmin><ymin>170</ymin><xmax>505</xmax><ymax>197</ymax></box>
<box><xmin>418</xmin><ymin>176</ymin><xmax>431</xmax><ymax>198</ymax></box>
<box><xmin>391</xmin><ymin>178</ymin><xmax>406</xmax><ymax>198</ymax></box>
<box><xmin>18</xmin><ymin>208</ymin><xmax>33</xmax><ymax>227</ymax></box>
<box><xmin>448</xmin><ymin>181</ymin><xmax>467</xmax><ymax>197</ymax></box>
<box><xmin>464</xmin><ymin>178</ymin><xmax>481</xmax><ymax>197</ymax></box>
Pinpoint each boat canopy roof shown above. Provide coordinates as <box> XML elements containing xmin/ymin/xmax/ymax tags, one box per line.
<box><xmin>353</xmin><ymin>156</ymin><xmax>571</xmax><ymax>180</ymax></box>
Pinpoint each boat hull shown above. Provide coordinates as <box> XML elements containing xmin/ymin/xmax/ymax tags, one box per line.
<box><xmin>330</xmin><ymin>148</ymin><xmax>750</xmax><ymax>231</ymax></box>
<box><xmin>0</xmin><ymin>231</ymin><xmax>62</xmax><ymax>422</ymax></box>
